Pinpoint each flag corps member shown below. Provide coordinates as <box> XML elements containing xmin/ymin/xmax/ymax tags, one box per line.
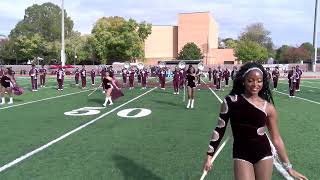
<box><xmin>0</xmin><ymin>68</ymin><xmax>16</xmax><ymax>105</ymax></box>
<box><xmin>186</xmin><ymin>66</ymin><xmax>197</xmax><ymax>109</ymax></box>
<box><xmin>80</xmin><ymin>65</ymin><xmax>87</xmax><ymax>89</ymax></box>
<box><xmin>29</xmin><ymin>64</ymin><xmax>38</xmax><ymax>92</ymax></box>
<box><xmin>102</xmin><ymin>71</ymin><xmax>123</xmax><ymax>107</ymax></box>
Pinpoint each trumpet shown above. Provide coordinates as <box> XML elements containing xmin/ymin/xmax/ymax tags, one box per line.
<box><xmin>178</xmin><ymin>61</ymin><xmax>186</xmax><ymax>69</ymax></box>
<box><xmin>159</xmin><ymin>61</ymin><xmax>166</xmax><ymax>68</ymax></box>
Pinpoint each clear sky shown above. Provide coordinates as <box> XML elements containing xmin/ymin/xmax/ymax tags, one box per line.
<box><xmin>0</xmin><ymin>0</ymin><xmax>317</xmax><ymax>47</ymax></box>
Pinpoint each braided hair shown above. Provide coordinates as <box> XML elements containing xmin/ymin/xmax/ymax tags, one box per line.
<box><xmin>229</xmin><ymin>62</ymin><xmax>274</xmax><ymax>104</ymax></box>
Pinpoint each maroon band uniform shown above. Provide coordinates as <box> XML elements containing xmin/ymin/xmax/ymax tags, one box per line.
<box><xmin>173</xmin><ymin>70</ymin><xmax>180</xmax><ymax>93</ymax></box>
<box><xmin>129</xmin><ymin>69</ymin><xmax>135</xmax><ymax>88</ymax></box>
<box><xmin>91</xmin><ymin>69</ymin><xmax>96</xmax><ymax>85</ymax></box>
<box><xmin>75</xmin><ymin>69</ymin><xmax>80</xmax><ymax>85</ymax></box>
<box><xmin>137</xmin><ymin>69</ymin><xmax>142</xmax><ymax>84</ymax></box>
<box><xmin>39</xmin><ymin>67</ymin><xmax>47</xmax><ymax>87</ymax></box>
<box><xmin>215</xmin><ymin>69</ymin><xmax>223</xmax><ymax>90</ymax></box>
<box><xmin>223</xmin><ymin>69</ymin><xmax>230</xmax><ymax>86</ymax></box>
<box><xmin>57</xmin><ymin>69</ymin><xmax>65</xmax><ymax>90</ymax></box>
<box><xmin>29</xmin><ymin>68</ymin><xmax>38</xmax><ymax>91</ymax></box>
<box><xmin>80</xmin><ymin>69</ymin><xmax>86</xmax><ymax>88</ymax></box>
<box><xmin>179</xmin><ymin>69</ymin><xmax>186</xmax><ymax>89</ymax></box>
<box><xmin>288</xmin><ymin>70</ymin><xmax>298</xmax><ymax>97</ymax></box>
<box><xmin>141</xmin><ymin>69</ymin><xmax>148</xmax><ymax>88</ymax></box>
<box><xmin>208</xmin><ymin>69</ymin><xmax>213</xmax><ymax>81</ymax></box>
<box><xmin>272</xmin><ymin>69</ymin><xmax>280</xmax><ymax>89</ymax></box>
<box><xmin>295</xmin><ymin>69</ymin><xmax>302</xmax><ymax>91</ymax></box>
<box><xmin>158</xmin><ymin>69</ymin><xmax>166</xmax><ymax>89</ymax></box>
<box><xmin>122</xmin><ymin>68</ymin><xmax>128</xmax><ymax>84</ymax></box>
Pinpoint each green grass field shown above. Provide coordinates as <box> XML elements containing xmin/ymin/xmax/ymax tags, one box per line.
<box><xmin>0</xmin><ymin>77</ymin><xmax>319</xmax><ymax>180</ymax></box>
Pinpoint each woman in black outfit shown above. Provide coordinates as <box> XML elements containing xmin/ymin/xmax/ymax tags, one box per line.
<box><xmin>186</xmin><ymin>66</ymin><xmax>197</xmax><ymax>109</ymax></box>
<box><xmin>0</xmin><ymin>68</ymin><xmax>15</xmax><ymax>105</ymax></box>
<box><xmin>202</xmin><ymin>62</ymin><xmax>307</xmax><ymax>180</ymax></box>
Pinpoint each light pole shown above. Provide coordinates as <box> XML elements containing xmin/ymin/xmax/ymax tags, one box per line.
<box><xmin>313</xmin><ymin>0</ymin><xmax>318</xmax><ymax>72</ymax></box>
<box><xmin>61</xmin><ymin>0</ymin><xmax>66</xmax><ymax>66</ymax></box>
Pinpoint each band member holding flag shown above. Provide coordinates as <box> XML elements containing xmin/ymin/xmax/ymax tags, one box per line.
<box><xmin>39</xmin><ymin>64</ymin><xmax>47</xmax><ymax>87</ymax></box>
<box><xmin>202</xmin><ymin>62</ymin><xmax>307</xmax><ymax>180</ymax></box>
<box><xmin>272</xmin><ymin>66</ymin><xmax>280</xmax><ymax>90</ymax></box>
<box><xmin>186</xmin><ymin>66</ymin><xmax>197</xmax><ymax>109</ymax></box>
<box><xmin>0</xmin><ymin>68</ymin><xmax>16</xmax><ymax>105</ymax></box>
<box><xmin>29</xmin><ymin>64</ymin><xmax>38</xmax><ymax>92</ymax></box>
<box><xmin>173</xmin><ymin>66</ymin><xmax>180</xmax><ymax>94</ymax></box>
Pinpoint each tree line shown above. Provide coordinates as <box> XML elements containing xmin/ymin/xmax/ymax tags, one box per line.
<box><xmin>0</xmin><ymin>2</ymin><xmax>152</xmax><ymax>65</ymax></box>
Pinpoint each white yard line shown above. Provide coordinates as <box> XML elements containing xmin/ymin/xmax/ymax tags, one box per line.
<box><xmin>0</xmin><ymin>89</ymin><xmax>92</xmax><ymax>110</ymax></box>
<box><xmin>0</xmin><ymin>87</ymin><xmax>157</xmax><ymax>173</ymax></box>
<box><xmin>274</xmin><ymin>90</ymin><xmax>320</xmax><ymax>105</ymax></box>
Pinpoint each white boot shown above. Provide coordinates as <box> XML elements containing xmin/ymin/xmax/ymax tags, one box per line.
<box><xmin>8</xmin><ymin>97</ymin><xmax>13</xmax><ymax>104</ymax></box>
<box><xmin>187</xmin><ymin>99</ymin><xmax>191</xmax><ymax>109</ymax></box>
<box><xmin>103</xmin><ymin>97</ymin><xmax>108</xmax><ymax>107</ymax></box>
<box><xmin>191</xmin><ymin>99</ymin><xmax>194</xmax><ymax>109</ymax></box>
<box><xmin>108</xmin><ymin>97</ymin><xmax>113</xmax><ymax>105</ymax></box>
<box><xmin>0</xmin><ymin>97</ymin><xmax>5</xmax><ymax>105</ymax></box>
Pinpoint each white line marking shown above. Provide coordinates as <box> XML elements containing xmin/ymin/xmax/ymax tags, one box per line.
<box><xmin>274</xmin><ymin>90</ymin><xmax>320</xmax><ymax>105</ymax></box>
<box><xmin>0</xmin><ymin>89</ymin><xmax>92</xmax><ymax>110</ymax></box>
<box><xmin>0</xmin><ymin>87</ymin><xmax>157</xmax><ymax>173</ymax></box>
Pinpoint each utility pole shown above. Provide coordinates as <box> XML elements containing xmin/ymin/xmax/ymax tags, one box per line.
<box><xmin>313</xmin><ymin>0</ymin><xmax>318</xmax><ymax>72</ymax></box>
<box><xmin>61</xmin><ymin>0</ymin><xmax>66</xmax><ymax>66</ymax></box>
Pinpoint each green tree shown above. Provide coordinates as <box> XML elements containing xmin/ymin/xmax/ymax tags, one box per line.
<box><xmin>223</xmin><ymin>38</ymin><xmax>238</xmax><ymax>49</ymax></box>
<box><xmin>9</xmin><ymin>2</ymin><xmax>73</xmax><ymax>41</ymax></box>
<box><xmin>275</xmin><ymin>45</ymin><xmax>291</xmax><ymax>63</ymax></box>
<box><xmin>283</xmin><ymin>47</ymin><xmax>310</xmax><ymax>63</ymax></box>
<box><xmin>235</xmin><ymin>40</ymin><xmax>268</xmax><ymax>63</ymax></box>
<box><xmin>177</xmin><ymin>42</ymin><xmax>204</xmax><ymax>60</ymax></box>
<box><xmin>300</xmin><ymin>42</ymin><xmax>314</xmax><ymax>59</ymax></box>
<box><xmin>91</xmin><ymin>16</ymin><xmax>152</xmax><ymax>64</ymax></box>
<box><xmin>239</xmin><ymin>23</ymin><xmax>275</xmax><ymax>57</ymax></box>
<box><xmin>13</xmin><ymin>34</ymin><xmax>44</xmax><ymax>63</ymax></box>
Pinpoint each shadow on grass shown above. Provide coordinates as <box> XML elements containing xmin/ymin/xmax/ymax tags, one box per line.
<box><xmin>152</xmin><ymin>99</ymin><xmax>185</xmax><ymax>108</ymax></box>
<box><xmin>113</xmin><ymin>154</ymin><xmax>163</xmax><ymax>180</ymax></box>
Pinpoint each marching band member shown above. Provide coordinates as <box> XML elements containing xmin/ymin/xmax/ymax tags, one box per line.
<box><xmin>108</xmin><ymin>66</ymin><xmax>115</xmax><ymax>80</ymax></box>
<box><xmin>128</xmin><ymin>67</ymin><xmax>135</xmax><ymax>89</ymax></box>
<box><xmin>158</xmin><ymin>67</ymin><xmax>166</xmax><ymax>90</ymax></box>
<box><xmin>29</xmin><ymin>64</ymin><xmax>38</xmax><ymax>92</ymax></box>
<box><xmin>137</xmin><ymin>69</ymin><xmax>142</xmax><ymax>84</ymax></box>
<box><xmin>231</xmin><ymin>66</ymin><xmax>237</xmax><ymax>80</ymax></box>
<box><xmin>272</xmin><ymin>66</ymin><xmax>280</xmax><ymax>90</ymax></box>
<box><xmin>75</xmin><ymin>68</ymin><xmax>80</xmax><ymax>86</ymax></box>
<box><xmin>196</xmin><ymin>69</ymin><xmax>202</xmax><ymax>88</ymax></box>
<box><xmin>0</xmin><ymin>68</ymin><xmax>15</xmax><ymax>105</ymax></box>
<box><xmin>122</xmin><ymin>67</ymin><xmax>128</xmax><ymax>86</ymax></box>
<box><xmin>213</xmin><ymin>67</ymin><xmax>217</xmax><ymax>86</ymax></box>
<box><xmin>100</xmin><ymin>66</ymin><xmax>107</xmax><ymax>93</ymax></box>
<box><xmin>57</xmin><ymin>67</ymin><xmax>65</xmax><ymax>91</ymax></box>
<box><xmin>223</xmin><ymin>68</ymin><xmax>230</xmax><ymax>87</ymax></box>
<box><xmin>102</xmin><ymin>71</ymin><xmax>121</xmax><ymax>107</ymax></box>
<box><xmin>186</xmin><ymin>66</ymin><xmax>197</xmax><ymax>109</ymax></box>
<box><xmin>179</xmin><ymin>67</ymin><xmax>186</xmax><ymax>89</ymax></box>
<box><xmin>39</xmin><ymin>64</ymin><xmax>47</xmax><ymax>87</ymax></box>
<box><xmin>208</xmin><ymin>68</ymin><xmax>213</xmax><ymax>82</ymax></box>
<box><xmin>288</xmin><ymin>67</ymin><xmax>298</xmax><ymax>98</ymax></box>
<box><xmin>141</xmin><ymin>68</ymin><xmax>148</xmax><ymax>89</ymax></box>
<box><xmin>91</xmin><ymin>69</ymin><xmax>96</xmax><ymax>85</ymax></box>
<box><xmin>295</xmin><ymin>65</ymin><xmax>303</xmax><ymax>91</ymax></box>
<box><xmin>215</xmin><ymin>66</ymin><xmax>223</xmax><ymax>90</ymax></box>
<box><xmin>203</xmin><ymin>62</ymin><xmax>307</xmax><ymax>180</ymax></box>
<box><xmin>173</xmin><ymin>67</ymin><xmax>180</xmax><ymax>94</ymax></box>
<box><xmin>80</xmin><ymin>65</ymin><xmax>87</xmax><ymax>89</ymax></box>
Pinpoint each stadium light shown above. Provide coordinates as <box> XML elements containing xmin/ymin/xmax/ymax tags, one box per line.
<box><xmin>313</xmin><ymin>0</ymin><xmax>318</xmax><ymax>72</ymax></box>
<box><xmin>61</xmin><ymin>0</ymin><xmax>66</xmax><ymax>66</ymax></box>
